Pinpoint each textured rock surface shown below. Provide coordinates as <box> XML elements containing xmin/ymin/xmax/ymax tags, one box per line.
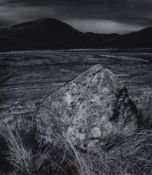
<box><xmin>36</xmin><ymin>64</ymin><xmax>138</xmax><ymax>150</ymax></box>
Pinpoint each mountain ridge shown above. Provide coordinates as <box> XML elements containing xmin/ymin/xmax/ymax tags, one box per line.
<box><xmin>0</xmin><ymin>18</ymin><xmax>151</xmax><ymax>51</ymax></box>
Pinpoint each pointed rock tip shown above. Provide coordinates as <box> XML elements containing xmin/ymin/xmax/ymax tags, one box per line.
<box><xmin>74</xmin><ymin>64</ymin><xmax>103</xmax><ymax>81</ymax></box>
<box><xmin>87</xmin><ymin>64</ymin><xmax>103</xmax><ymax>73</ymax></box>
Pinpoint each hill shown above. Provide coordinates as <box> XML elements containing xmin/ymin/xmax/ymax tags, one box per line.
<box><xmin>0</xmin><ymin>18</ymin><xmax>151</xmax><ymax>50</ymax></box>
<box><xmin>106</xmin><ymin>27</ymin><xmax>152</xmax><ymax>48</ymax></box>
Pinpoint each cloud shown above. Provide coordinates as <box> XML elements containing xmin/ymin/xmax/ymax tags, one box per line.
<box><xmin>0</xmin><ymin>4</ymin><xmax>58</xmax><ymax>24</ymax></box>
<box><xmin>65</xmin><ymin>19</ymin><xmax>144</xmax><ymax>34</ymax></box>
<box><xmin>0</xmin><ymin>0</ymin><xmax>152</xmax><ymax>33</ymax></box>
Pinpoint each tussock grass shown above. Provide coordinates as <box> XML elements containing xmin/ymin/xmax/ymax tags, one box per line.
<box><xmin>89</xmin><ymin>130</ymin><xmax>152</xmax><ymax>175</ymax></box>
<box><xmin>1</xmin><ymin>127</ymin><xmax>152</xmax><ymax>175</ymax></box>
<box><xmin>0</xmin><ymin>93</ymin><xmax>152</xmax><ymax>175</ymax></box>
<box><xmin>2</xmin><ymin>127</ymin><xmax>34</xmax><ymax>175</ymax></box>
<box><xmin>133</xmin><ymin>92</ymin><xmax>152</xmax><ymax>129</ymax></box>
<box><xmin>0</xmin><ymin>127</ymin><xmax>80</xmax><ymax>175</ymax></box>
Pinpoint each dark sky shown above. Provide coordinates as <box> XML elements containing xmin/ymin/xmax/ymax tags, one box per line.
<box><xmin>0</xmin><ymin>0</ymin><xmax>152</xmax><ymax>33</ymax></box>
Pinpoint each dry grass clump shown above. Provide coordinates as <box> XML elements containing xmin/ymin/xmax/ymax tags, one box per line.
<box><xmin>1</xmin><ymin>127</ymin><xmax>152</xmax><ymax>175</ymax></box>
<box><xmin>0</xmin><ymin>93</ymin><xmax>152</xmax><ymax>175</ymax></box>
<box><xmin>2</xmin><ymin>127</ymin><xmax>34</xmax><ymax>175</ymax></box>
<box><xmin>0</xmin><ymin>126</ymin><xmax>81</xmax><ymax>175</ymax></box>
<box><xmin>89</xmin><ymin>130</ymin><xmax>152</xmax><ymax>175</ymax></box>
<box><xmin>133</xmin><ymin>92</ymin><xmax>152</xmax><ymax>129</ymax></box>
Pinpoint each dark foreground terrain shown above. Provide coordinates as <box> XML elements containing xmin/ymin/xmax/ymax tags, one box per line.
<box><xmin>0</xmin><ymin>49</ymin><xmax>152</xmax><ymax>175</ymax></box>
<box><xmin>0</xmin><ymin>49</ymin><xmax>152</xmax><ymax>101</ymax></box>
<box><xmin>0</xmin><ymin>48</ymin><xmax>152</xmax><ymax>119</ymax></box>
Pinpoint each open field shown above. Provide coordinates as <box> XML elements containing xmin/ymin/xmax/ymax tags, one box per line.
<box><xmin>0</xmin><ymin>49</ymin><xmax>152</xmax><ymax>175</ymax></box>
<box><xmin>0</xmin><ymin>48</ymin><xmax>152</xmax><ymax>123</ymax></box>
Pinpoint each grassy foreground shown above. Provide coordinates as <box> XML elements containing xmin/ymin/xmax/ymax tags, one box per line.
<box><xmin>0</xmin><ymin>93</ymin><xmax>152</xmax><ymax>175</ymax></box>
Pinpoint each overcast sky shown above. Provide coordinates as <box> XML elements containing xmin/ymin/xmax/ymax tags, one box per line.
<box><xmin>0</xmin><ymin>0</ymin><xmax>152</xmax><ymax>34</ymax></box>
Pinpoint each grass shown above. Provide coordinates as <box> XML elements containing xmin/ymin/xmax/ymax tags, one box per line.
<box><xmin>0</xmin><ymin>126</ymin><xmax>82</xmax><ymax>175</ymax></box>
<box><xmin>134</xmin><ymin>92</ymin><xmax>152</xmax><ymax>129</ymax></box>
<box><xmin>2</xmin><ymin>127</ymin><xmax>33</xmax><ymax>175</ymax></box>
<box><xmin>0</xmin><ymin>92</ymin><xmax>152</xmax><ymax>175</ymax></box>
<box><xmin>1</xmin><ymin>128</ymin><xmax>152</xmax><ymax>175</ymax></box>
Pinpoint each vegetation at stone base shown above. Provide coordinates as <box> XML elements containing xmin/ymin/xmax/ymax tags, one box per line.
<box><xmin>0</xmin><ymin>127</ymin><xmax>79</xmax><ymax>175</ymax></box>
<box><xmin>0</xmin><ymin>93</ymin><xmax>152</xmax><ymax>175</ymax></box>
<box><xmin>134</xmin><ymin>93</ymin><xmax>152</xmax><ymax>129</ymax></box>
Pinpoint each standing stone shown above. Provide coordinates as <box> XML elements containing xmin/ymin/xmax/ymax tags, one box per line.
<box><xmin>36</xmin><ymin>64</ymin><xmax>138</xmax><ymax>150</ymax></box>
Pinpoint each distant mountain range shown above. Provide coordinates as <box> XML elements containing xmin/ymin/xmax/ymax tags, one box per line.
<box><xmin>0</xmin><ymin>18</ymin><xmax>152</xmax><ymax>51</ymax></box>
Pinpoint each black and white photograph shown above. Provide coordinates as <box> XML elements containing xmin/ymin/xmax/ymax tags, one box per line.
<box><xmin>0</xmin><ymin>0</ymin><xmax>152</xmax><ymax>175</ymax></box>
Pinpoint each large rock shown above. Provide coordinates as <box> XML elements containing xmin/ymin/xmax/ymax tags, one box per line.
<box><xmin>36</xmin><ymin>64</ymin><xmax>138</xmax><ymax>150</ymax></box>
